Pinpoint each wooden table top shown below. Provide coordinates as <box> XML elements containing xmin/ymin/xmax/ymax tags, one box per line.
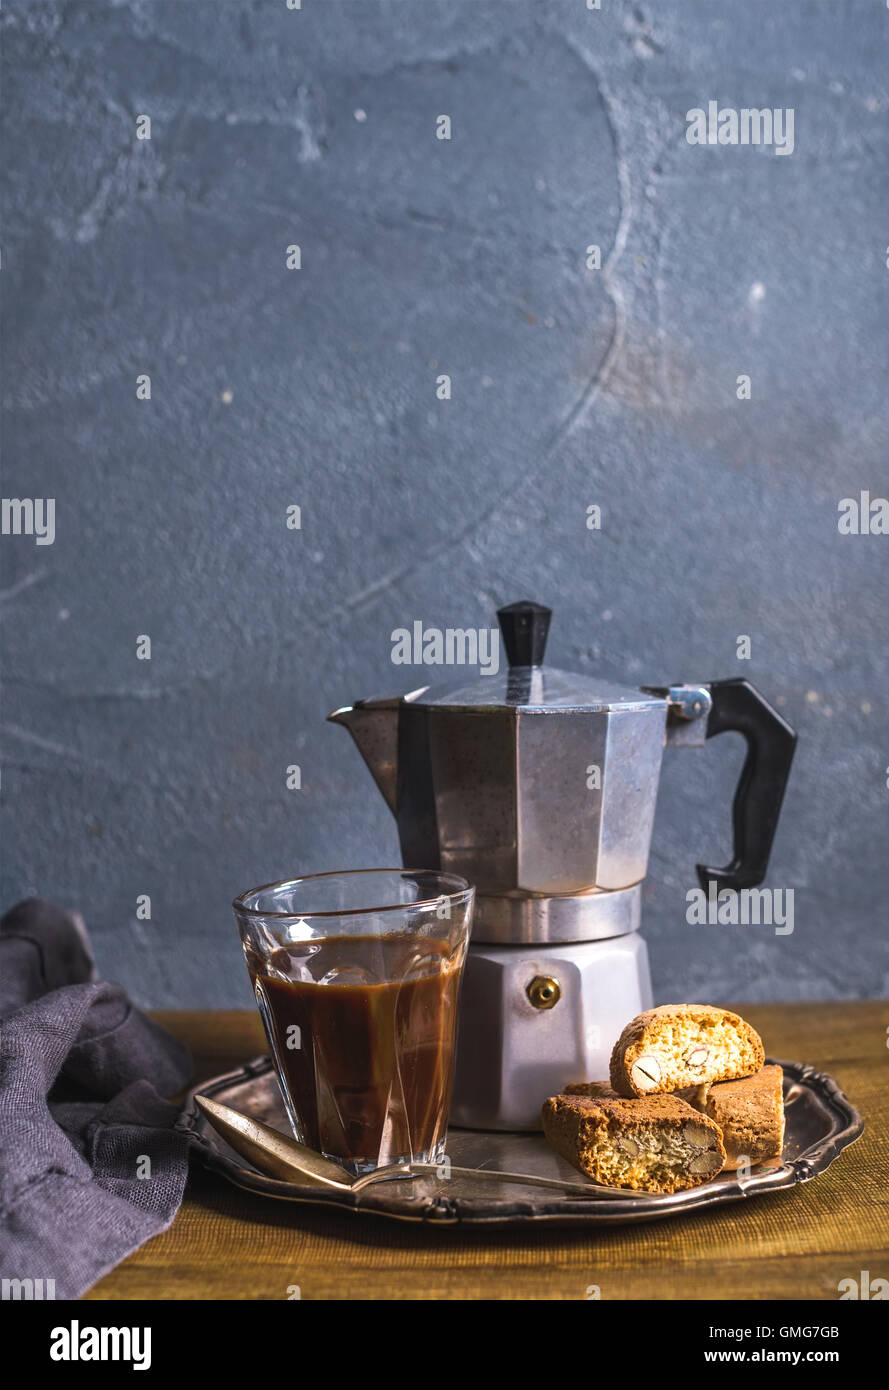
<box><xmin>86</xmin><ymin>1001</ymin><xmax>887</xmax><ymax>1301</ymax></box>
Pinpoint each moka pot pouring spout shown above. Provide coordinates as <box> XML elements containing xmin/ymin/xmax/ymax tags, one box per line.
<box><xmin>327</xmin><ymin>694</ymin><xmax>415</xmax><ymax>816</ymax></box>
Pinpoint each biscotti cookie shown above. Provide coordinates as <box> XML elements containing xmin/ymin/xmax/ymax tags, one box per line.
<box><xmin>566</xmin><ymin>1078</ymin><xmax>710</xmax><ymax>1107</ymax></box>
<box><xmin>609</xmin><ymin>1004</ymin><xmax>764</xmax><ymax>1098</ymax></box>
<box><xmin>700</xmin><ymin>1065</ymin><xmax>784</xmax><ymax>1171</ymax></box>
<box><xmin>564</xmin><ymin>1079</ymin><xmax>620</xmax><ymax>1099</ymax></box>
<box><xmin>541</xmin><ymin>1092</ymin><xmax>726</xmax><ymax>1194</ymax></box>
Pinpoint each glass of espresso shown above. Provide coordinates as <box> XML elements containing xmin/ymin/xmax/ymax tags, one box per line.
<box><xmin>233</xmin><ymin>869</ymin><xmax>474</xmax><ymax>1175</ymax></box>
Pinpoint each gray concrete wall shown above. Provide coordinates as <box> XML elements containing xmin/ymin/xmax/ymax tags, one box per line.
<box><xmin>1</xmin><ymin>0</ymin><xmax>887</xmax><ymax>1008</ymax></box>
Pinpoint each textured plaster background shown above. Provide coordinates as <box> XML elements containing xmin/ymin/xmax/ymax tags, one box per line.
<box><xmin>1</xmin><ymin>0</ymin><xmax>887</xmax><ymax>1006</ymax></box>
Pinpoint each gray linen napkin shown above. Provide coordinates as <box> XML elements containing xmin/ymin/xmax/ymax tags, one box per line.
<box><xmin>0</xmin><ymin>899</ymin><xmax>193</xmax><ymax>1299</ymax></box>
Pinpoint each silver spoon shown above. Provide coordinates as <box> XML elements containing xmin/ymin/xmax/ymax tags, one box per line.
<box><xmin>194</xmin><ymin>1093</ymin><xmax>643</xmax><ymax>1198</ymax></box>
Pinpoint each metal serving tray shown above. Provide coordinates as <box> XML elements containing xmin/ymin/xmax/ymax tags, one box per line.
<box><xmin>178</xmin><ymin>1056</ymin><xmax>862</xmax><ymax>1228</ymax></box>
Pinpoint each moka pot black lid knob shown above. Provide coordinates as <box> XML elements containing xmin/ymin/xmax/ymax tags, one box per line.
<box><xmin>496</xmin><ymin>600</ymin><xmax>552</xmax><ymax>668</ymax></box>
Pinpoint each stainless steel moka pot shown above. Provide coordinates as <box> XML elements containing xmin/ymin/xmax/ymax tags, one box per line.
<box><xmin>329</xmin><ymin>600</ymin><xmax>796</xmax><ymax>1130</ymax></box>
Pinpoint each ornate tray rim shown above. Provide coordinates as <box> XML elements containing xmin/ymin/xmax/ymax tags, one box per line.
<box><xmin>177</xmin><ymin>1055</ymin><xmax>863</xmax><ymax>1228</ymax></box>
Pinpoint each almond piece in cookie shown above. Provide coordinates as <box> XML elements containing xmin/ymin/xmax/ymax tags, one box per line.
<box><xmin>541</xmin><ymin>1092</ymin><xmax>726</xmax><ymax>1194</ymax></box>
<box><xmin>609</xmin><ymin>1004</ymin><xmax>765</xmax><ymax>1098</ymax></box>
<box><xmin>701</xmin><ymin>1065</ymin><xmax>784</xmax><ymax>1171</ymax></box>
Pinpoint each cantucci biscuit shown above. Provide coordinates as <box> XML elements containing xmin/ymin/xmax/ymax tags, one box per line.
<box><xmin>699</xmin><ymin>1065</ymin><xmax>784</xmax><ymax>1171</ymax></box>
<box><xmin>564</xmin><ymin>1079</ymin><xmax>620</xmax><ymax>1099</ymax></box>
<box><xmin>609</xmin><ymin>1004</ymin><xmax>764</xmax><ymax>1098</ymax></box>
<box><xmin>541</xmin><ymin>1092</ymin><xmax>726</xmax><ymax>1194</ymax></box>
<box><xmin>566</xmin><ymin>1078</ymin><xmax>709</xmax><ymax>1107</ymax></box>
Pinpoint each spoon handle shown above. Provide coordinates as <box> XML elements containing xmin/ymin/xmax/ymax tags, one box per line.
<box><xmin>352</xmin><ymin>1162</ymin><xmax>642</xmax><ymax>1199</ymax></box>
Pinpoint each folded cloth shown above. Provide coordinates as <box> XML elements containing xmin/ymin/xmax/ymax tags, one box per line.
<box><xmin>0</xmin><ymin>899</ymin><xmax>193</xmax><ymax>1299</ymax></box>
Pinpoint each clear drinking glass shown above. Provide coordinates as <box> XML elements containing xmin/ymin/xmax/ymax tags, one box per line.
<box><xmin>233</xmin><ymin>869</ymin><xmax>474</xmax><ymax>1175</ymax></box>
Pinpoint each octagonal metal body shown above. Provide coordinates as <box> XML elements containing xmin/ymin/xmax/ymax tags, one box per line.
<box><xmin>394</xmin><ymin>696</ymin><xmax>668</xmax><ymax>899</ymax></box>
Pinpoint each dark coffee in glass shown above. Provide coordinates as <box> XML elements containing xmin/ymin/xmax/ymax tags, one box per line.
<box><xmin>234</xmin><ymin>871</ymin><xmax>474</xmax><ymax>1174</ymax></box>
